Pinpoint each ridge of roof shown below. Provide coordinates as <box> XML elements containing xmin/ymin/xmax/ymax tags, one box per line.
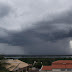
<box><xmin>52</xmin><ymin>60</ymin><xmax>72</xmax><ymax>64</ymax></box>
<box><xmin>13</xmin><ymin>62</ymin><xmax>21</xmax><ymax>71</ymax></box>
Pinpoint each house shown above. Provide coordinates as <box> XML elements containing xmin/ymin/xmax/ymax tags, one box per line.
<box><xmin>4</xmin><ymin>59</ymin><xmax>30</xmax><ymax>72</ymax></box>
<box><xmin>41</xmin><ymin>60</ymin><xmax>72</xmax><ymax>72</ymax></box>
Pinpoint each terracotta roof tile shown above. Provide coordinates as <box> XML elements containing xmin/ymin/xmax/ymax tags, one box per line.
<box><xmin>52</xmin><ymin>65</ymin><xmax>65</xmax><ymax>69</ymax></box>
<box><xmin>52</xmin><ymin>60</ymin><xmax>72</xmax><ymax>64</ymax></box>
<box><xmin>42</xmin><ymin>66</ymin><xmax>52</xmax><ymax>70</ymax></box>
<box><xmin>42</xmin><ymin>60</ymin><xmax>72</xmax><ymax>70</ymax></box>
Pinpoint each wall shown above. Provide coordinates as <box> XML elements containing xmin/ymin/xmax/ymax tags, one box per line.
<box><xmin>52</xmin><ymin>69</ymin><xmax>72</xmax><ymax>71</ymax></box>
<box><xmin>41</xmin><ymin>70</ymin><xmax>51</xmax><ymax>72</ymax></box>
<box><xmin>52</xmin><ymin>69</ymin><xmax>61</xmax><ymax>71</ymax></box>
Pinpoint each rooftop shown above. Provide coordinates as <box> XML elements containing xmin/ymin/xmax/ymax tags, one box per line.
<box><xmin>41</xmin><ymin>60</ymin><xmax>72</xmax><ymax>70</ymax></box>
<box><xmin>4</xmin><ymin>59</ymin><xmax>29</xmax><ymax>71</ymax></box>
<box><xmin>41</xmin><ymin>66</ymin><xmax>52</xmax><ymax>70</ymax></box>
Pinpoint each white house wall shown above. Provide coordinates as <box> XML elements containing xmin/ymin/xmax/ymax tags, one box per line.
<box><xmin>52</xmin><ymin>69</ymin><xmax>61</xmax><ymax>71</ymax></box>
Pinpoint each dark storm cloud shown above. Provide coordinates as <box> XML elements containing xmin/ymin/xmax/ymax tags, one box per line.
<box><xmin>1</xmin><ymin>8</ymin><xmax>72</xmax><ymax>55</ymax></box>
<box><xmin>9</xmin><ymin>9</ymin><xmax>72</xmax><ymax>54</ymax></box>
<box><xmin>0</xmin><ymin>30</ymin><xmax>70</xmax><ymax>55</ymax></box>
<box><xmin>33</xmin><ymin>10</ymin><xmax>72</xmax><ymax>41</ymax></box>
<box><xmin>0</xmin><ymin>3</ymin><xmax>11</xmax><ymax>18</ymax></box>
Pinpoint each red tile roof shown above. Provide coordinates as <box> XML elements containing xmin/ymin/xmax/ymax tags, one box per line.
<box><xmin>66</xmin><ymin>65</ymin><xmax>72</xmax><ymax>68</ymax></box>
<box><xmin>52</xmin><ymin>64</ymin><xmax>72</xmax><ymax>69</ymax></box>
<box><xmin>52</xmin><ymin>60</ymin><xmax>72</xmax><ymax>64</ymax></box>
<box><xmin>52</xmin><ymin>60</ymin><xmax>72</xmax><ymax>69</ymax></box>
<box><xmin>41</xmin><ymin>60</ymin><xmax>72</xmax><ymax>70</ymax></box>
<box><xmin>42</xmin><ymin>66</ymin><xmax>52</xmax><ymax>70</ymax></box>
<box><xmin>52</xmin><ymin>65</ymin><xmax>65</xmax><ymax>69</ymax></box>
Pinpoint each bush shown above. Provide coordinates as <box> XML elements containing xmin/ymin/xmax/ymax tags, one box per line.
<box><xmin>0</xmin><ymin>55</ymin><xmax>4</xmax><ymax>60</ymax></box>
<box><xmin>33</xmin><ymin>62</ymin><xmax>42</xmax><ymax>69</ymax></box>
<box><xmin>0</xmin><ymin>55</ymin><xmax>9</xmax><ymax>72</ymax></box>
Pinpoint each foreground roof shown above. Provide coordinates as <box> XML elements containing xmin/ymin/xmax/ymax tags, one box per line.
<box><xmin>52</xmin><ymin>60</ymin><xmax>72</xmax><ymax>69</ymax></box>
<box><xmin>52</xmin><ymin>64</ymin><xmax>72</xmax><ymax>69</ymax></box>
<box><xmin>42</xmin><ymin>66</ymin><xmax>52</xmax><ymax>70</ymax></box>
<box><xmin>42</xmin><ymin>60</ymin><xmax>72</xmax><ymax>70</ymax></box>
<box><xmin>4</xmin><ymin>59</ymin><xmax>29</xmax><ymax>71</ymax></box>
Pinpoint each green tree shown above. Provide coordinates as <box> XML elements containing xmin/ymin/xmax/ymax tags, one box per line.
<box><xmin>0</xmin><ymin>55</ymin><xmax>9</xmax><ymax>72</ymax></box>
<box><xmin>0</xmin><ymin>55</ymin><xmax>4</xmax><ymax>60</ymax></box>
<box><xmin>33</xmin><ymin>62</ymin><xmax>42</xmax><ymax>69</ymax></box>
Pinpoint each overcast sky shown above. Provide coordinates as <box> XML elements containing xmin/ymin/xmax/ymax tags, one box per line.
<box><xmin>0</xmin><ymin>0</ymin><xmax>72</xmax><ymax>55</ymax></box>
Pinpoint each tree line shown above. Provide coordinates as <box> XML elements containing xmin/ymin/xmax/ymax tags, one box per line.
<box><xmin>19</xmin><ymin>57</ymin><xmax>72</xmax><ymax>69</ymax></box>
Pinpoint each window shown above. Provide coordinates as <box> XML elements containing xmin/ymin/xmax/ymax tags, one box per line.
<box><xmin>61</xmin><ymin>69</ymin><xmax>65</xmax><ymax>71</ymax></box>
<box><xmin>67</xmin><ymin>69</ymin><xmax>72</xmax><ymax>71</ymax></box>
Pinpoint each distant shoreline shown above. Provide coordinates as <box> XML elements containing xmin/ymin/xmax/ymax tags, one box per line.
<box><xmin>3</xmin><ymin>54</ymin><xmax>72</xmax><ymax>56</ymax></box>
<box><xmin>3</xmin><ymin>55</ymin><xmax>72</xmax><ymax>59</ymax></box>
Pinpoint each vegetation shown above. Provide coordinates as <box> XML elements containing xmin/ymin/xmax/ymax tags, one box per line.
<box><xmin>33</xmin><ymin>62</ymin><xmax>42</xmax><ymax>69</ymax></box>
<box><xmin>19</xmin><ymin>57</ymin><xmax>72</xmax><ymax>66</ymax></box>
<box><xmin>0</xmin><ymin>55</ymin><xmax>9</xmax><ymax>72</ymax></box>
<box><xmin>0</xmin><ymin>55</ymin><xmax>4</xmax><ymax>60</ymax></box>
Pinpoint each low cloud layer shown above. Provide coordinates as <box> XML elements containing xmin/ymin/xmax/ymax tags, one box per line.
<box><xmin>0</xmin><ymin>0</ymin><xmax>72</xmax><ymax>55</ymax></box>
<box><xmin>0</xmin><ymin>43</ymin><xmax>27</xmax><ymax>55</ymax></box>
<box><xmin>0</xmin><ymin>3</ymin><xmax>11</xmax><ymax>18</ymax></box>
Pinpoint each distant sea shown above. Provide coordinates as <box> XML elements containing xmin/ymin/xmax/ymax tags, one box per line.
<box><xmin>3</xmin><ymin>55</ymin><xmax>72</xmax><ymax>59</ymax></box>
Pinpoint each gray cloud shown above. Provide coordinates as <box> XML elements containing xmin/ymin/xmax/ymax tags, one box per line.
<box><xmin>0</xmin><ymin>28</ymin><xmax>9</xmax><ymax>38</ymax></box>
<box><xmin>0</xmin><ymin>3</ymin><xmax>11</xmax><ymax>18</ymax></box>
<box><xmin>0</xmin><ymin>0</ymin><xmax>72</xmax><ymax>55</ymax></box>
<box><xmin>0</xmin><ymin>0</ymin><xmax>72</xmax><ymax>31</ymax></box>
<box><xmin>32</xmin><ymin>10</ymin><xmax>72</xmax><ymax>41</ymax></box>
<box><xmin>3</xmin><ymin>9</ymin><xmax>72</xmax><ymax>55</ymax></box>
<box><xmin>0</xmin><ymin>31</ymin><xmax>71</xmax><ymax>55</ymax></box>
<box><xmin>0</xmin><ymin>43</ymin><xmax>27</xmax><ymax>55</ymax></box>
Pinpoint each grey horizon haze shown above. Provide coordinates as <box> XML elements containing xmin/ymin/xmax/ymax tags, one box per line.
<box><xmin>0</xmin><ymin>0</ymin><xmax>72</xmax><ymax>55</ymax></box>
